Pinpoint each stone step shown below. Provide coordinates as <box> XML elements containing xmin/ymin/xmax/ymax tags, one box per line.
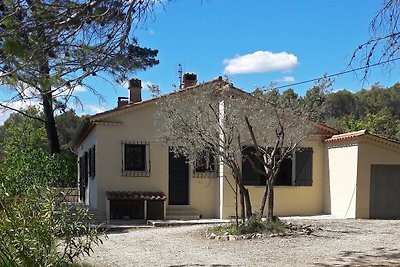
<box><xmin>166</xmin><ymin>206</ymin><xmax>200</xmax><ymax>220</ymax></box>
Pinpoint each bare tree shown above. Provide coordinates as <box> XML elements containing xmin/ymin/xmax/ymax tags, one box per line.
<box><xmin>350</xmin><ymin>0</ymin><xmax>400</xmax><ymax>78</ymax></box>
<box><xmin>155</xmin><ymin>80</ymin><xmax>253</xmax><ymax>220</ymax></box>
<box><xmin>155</xmin><ymin>79</ymin><xmax>314</xmax><ymax>222</ymax></box>
<box><xmin>0</xmin><ymin>0</ymin><xmax>161</xmax><ymax>154</ymax></box>
<box><xmin>243</xmin><ymin>95</ymin><xmax>312</xmax><ymax>222</ymax></box>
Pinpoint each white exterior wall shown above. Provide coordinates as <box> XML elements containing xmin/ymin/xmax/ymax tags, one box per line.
<box><xmin>326</xmin><ymin>142</ymin><xmax>359</xmax><ymax>218</ymax></box>
<box><xmin>77</xmin><ymin>128</ymin><xmax>97</xmax><ymax>208</ymax></box>
<box><xmin>90</xmin><ymin>104</ymin><xmax>219</xmax><ymax>219</ymax></box>
<box><xmin>220</xmin><ymin>139</ymin><xmax>327</xmax><ymax>218</ymax></box>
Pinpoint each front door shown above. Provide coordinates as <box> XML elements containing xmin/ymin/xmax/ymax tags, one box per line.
<box><xmin>168</xmin><ymin>149</ymin><xmax>189</xmax><ymax>205</ymax></box>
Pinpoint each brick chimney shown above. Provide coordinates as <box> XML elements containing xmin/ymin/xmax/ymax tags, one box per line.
<box><xmin>128</xmin><ymin>78</ymin><xmax>142</xmax><ymax>103</ymax></box>
<box><xmin>183</xmin><ymin>73</ymin><xmax>197</xmax><ymax>88</ymax></box>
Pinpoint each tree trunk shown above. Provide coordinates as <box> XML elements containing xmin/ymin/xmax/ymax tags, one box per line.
<box><xmin>232</xmin><ymin>167</ymin><xmax>252</xmax><ymax>220</ymax></box>
<box><xmin>243</xmin><ymin>187</ymin><xmax>252</xmax><ymax>219</ymax></box>
<box><xmin>238</xmin><ymin>184</ymin><xmax>252</xmax><ymax>219</ymax></box>
<box><xmin>259</xmin><ymin>185</ymin><xmax>269</xmax><ymax>216</ymax></box>
<box><xmin>40</xmin><ymin>58</ymin><xmax>61</xmax><ymax>155</ymax></box>
<box><xmin>235</xmin><ymin>177</ymin><xmax>239</xmax><ymax>228</ymax></box>
<box><xmin>240</xmin><ymin>191</ymin><xmax>245</xmax><ymax>221</ymax></box>
<box><xmin>266</xmin><ymin>180</ymin><xmax>274</xmax><ymax>222</ymax></box>
<box><xmin>42</xmin><ymin>91</ymin><xmax>60</xmax><ymax>154</ymax></box>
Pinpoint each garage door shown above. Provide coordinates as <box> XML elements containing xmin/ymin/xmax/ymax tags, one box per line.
<box><xmin>370</xmin><ymin>165</ymin><xmax>400</xmax><ymax>219</ymax></box>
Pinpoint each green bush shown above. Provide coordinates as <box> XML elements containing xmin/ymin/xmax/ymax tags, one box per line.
<box><xmin>208</xmin><ymin>214</ymin><xmax>286</xmax><ymax>236</ymax></box>
<box><xmin>208</xmin><ymin>224</ymin><xmax>240</xmax><ymax>236</ymax></box>
<box><xmin>0</xmin><ymin>185</ymin><xmax>102</xmax><ymax>266</ymax></box>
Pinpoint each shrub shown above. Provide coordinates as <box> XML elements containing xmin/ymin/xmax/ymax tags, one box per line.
<box><xmin>208</xmin><ymin>224</ymin><xmax>240</xmax><ymax>236</ymax></box>
<box><xmin>0</xmin><ymin>185</ymin><xmax>102</xmax><ymax>266</ymax></box>
<box><xmin>208</xmin><ymin>214</ymin><xmax>286</xmax><ymax>236</ymax></box>
<box><xmin>237</xmin><ymin>213</ymin><xmax>266</xmax><ymax>234</ymax></box>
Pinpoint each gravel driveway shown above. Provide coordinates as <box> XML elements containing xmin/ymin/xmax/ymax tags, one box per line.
<box><xmin>82</xmin><ymin>219</ymin><xmax>400</xmax><ymax>267</ymax></box>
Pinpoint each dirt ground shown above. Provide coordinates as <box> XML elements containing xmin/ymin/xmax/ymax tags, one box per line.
<box><xmin>82</xmin><ymin>218</ymin><xmax>400</xmax><ymax>267</ymax></box>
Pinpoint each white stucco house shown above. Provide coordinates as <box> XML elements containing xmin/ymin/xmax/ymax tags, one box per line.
<box><xmin>72</xmin><ymin>74</ymin><xmax>400</xmax><ymax>221</ymax></box>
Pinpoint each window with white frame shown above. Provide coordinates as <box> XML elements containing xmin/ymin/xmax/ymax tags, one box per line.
<box><xmin>122</xmin><ymin>141</ymin><xmax>150</xmax><ymax>176</ymax></box>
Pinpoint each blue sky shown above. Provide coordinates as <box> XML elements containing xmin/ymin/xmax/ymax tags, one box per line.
<box><xmin>1</xmin><ymin>0</ymin><xmax>399</xmax><ymax>123</ymax></box>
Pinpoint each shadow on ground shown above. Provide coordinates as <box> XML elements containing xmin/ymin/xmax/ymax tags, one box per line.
<box><xmin>314</xmin><ymin>247</ymin><xmax>400</xmax><ymax>266</ymax></box>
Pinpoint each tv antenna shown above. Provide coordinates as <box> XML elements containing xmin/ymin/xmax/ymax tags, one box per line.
<box><xmin>178</xmin><ymin>64</ymin><xmax>183</xmax><ymax>89</ymax></box>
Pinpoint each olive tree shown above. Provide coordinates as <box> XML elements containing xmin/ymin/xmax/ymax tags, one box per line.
<box><xmin>243</xmin><ymin>94</ymin><xmax>312</xmax><ymax>221</ymax></box>
<box><xmin>155</xmin><ymin>80</ymin><xmax>254</xmax><ymax>220</ymax></box>
<box><xmin>155</xmin><ymin>79</ymin><xmax>313</xmax><ymax>222</ymax></box>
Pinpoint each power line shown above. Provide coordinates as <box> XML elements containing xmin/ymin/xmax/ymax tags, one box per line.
<box><xmin>275</xmin><ymin>57</ymin><xmax>400</xmax><ymax>90</ymax></box>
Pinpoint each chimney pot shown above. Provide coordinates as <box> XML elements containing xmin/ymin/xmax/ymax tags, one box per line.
<box><xmin>117</xmin><ymin>97</ymin><xmax>128</xmax><ymax>108</ymax></box>
<box><xmin>128</xmin><ymin>78</ymin><xmax>142</xmax><ymax>103</ymax></box>
<box><xmin>183</xmin><ymin>73</ymin><xmax>197</xmax><ymax>88</ymax></box>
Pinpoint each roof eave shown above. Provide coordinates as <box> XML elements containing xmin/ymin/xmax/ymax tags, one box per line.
<box><xmin>71</xmin><ymin>118</ymin><xmax>93</xmax><ymax>150</ymax></box>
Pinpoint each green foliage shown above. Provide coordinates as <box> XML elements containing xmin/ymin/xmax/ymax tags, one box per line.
<box><xmin>0</xmin><ymin>107</ymin><xmax>83</xmax><ymax>187</ymax></box>
<box><xmin>0</xmin><ymin>0</ymin><xmax>160</xmax><ymax>87</ymax></box>
<box><xmin>0</xmin><ymin>185</ymin><xmax>102</xmax><ymax>267</ymax></box>
<box><xmin>0</xmin><ymin>0</ymin><xmax>161</xmax><ymax>154</ymax></box>
<box><xmin>0</xmin><ymin>107</ymin><xmax>102</xmax><ymax>266</ymax></box>
<box><xmin>238</xmin><ymin>214</ymin><xmax>267</xmax><ymax>234</ymax></box>
<box><xmin>208</xmin><ymin>224</ymin><xmax>240</xmax><ymax>236</ymax></box>
<box><xmin>208</xmin><ymin>215</ymin><xmax>285</xmax><ymax>236</ymax></box>
<box><xmin>266</xmin><ymin>81</ymin><xmax>400</xmax><ymax>141</ymax></box>
<box><xmin>322</xmin><ymin>84</ymin><xmax>400</xmax><ymax>140</ymax></box>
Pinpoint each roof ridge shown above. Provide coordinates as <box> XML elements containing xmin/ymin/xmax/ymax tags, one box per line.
<box><xmin>90</xmin><ymin>76</ymin><xmax>228</xmax><ymax>121</ymax></box>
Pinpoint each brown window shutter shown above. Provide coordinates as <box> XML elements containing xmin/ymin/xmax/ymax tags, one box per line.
<box><xmin>295</xmin><ymin>148</ymin><xmax>313</xmax><ymax>186</ymax></box>
<box><xmin>92</xmin><ymin>145</ymin><xmax>96</xmax><ymax>176</ymax></box>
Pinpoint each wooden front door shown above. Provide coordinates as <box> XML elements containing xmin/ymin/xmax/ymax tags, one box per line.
<box><xmin>168</xmin><ymin>149</ymin><xmax>189</xmax><ymax>205</ymax></box>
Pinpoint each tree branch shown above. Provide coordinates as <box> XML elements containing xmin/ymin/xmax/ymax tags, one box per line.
<box><xmin>0</xmin><ymin>103</ymin><xmax>45</xmax><ymax>123</ymax></box>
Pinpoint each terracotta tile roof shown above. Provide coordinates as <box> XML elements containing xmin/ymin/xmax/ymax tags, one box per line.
<box><xmin>325</xmin><ymin>130</ymin><xmax>368</xmax><ymax>143</ymax></box>
<box><xmin>71</xmin><ymin>76</ymin><xmax>229</xmax><ymax>148</ymax></box>
<box><xmin>90</xmin><ymin>76</ymin><xmax>228</xmax><ymax>121</ymax></box>
<box><xmin>325</xmin><ymin>130</ymin><xmax>400</xmax><ymax>149</ymax></box>
<box><xmin>106</xmin><ymin>191</ymin><xmax>166</xmax><ymax>201</ymax></box>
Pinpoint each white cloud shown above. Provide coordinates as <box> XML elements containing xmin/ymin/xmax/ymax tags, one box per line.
<box><xmin>0</xmin><ymin>112</ymin><xmax>10</xmax><ymax>125</ymax></box>
<box><xmin>223</xmin><ymin>51</ymin><xmax>298</xmax><ymax>75</ymax></box>
<box><xmin>276</xmin><ymin>76</ymin><xmax>295</xmax><ymax>83</ymax></box>
<box><xmin>84</xmin><ymin>104</ymin><xmax>107</xmax><ymax>114</ymax></box>
<box><xmin>74</xmin><ymin>85</ymin><xmax>87</xmax><ymax>93</ymax></box>
<box><xmin>143</xmin><ymin>81</ymin><xmax>154</xmax><ymax>90</ymax></box>
<box><xmin>0</xmin><ymin>99</ymin><xmax>41</xmax><ymax>125</ymax></box>
<box><xmin>282</xmin><ymin>76</ymin><xmax>295</xmax><ymax>82</ymax></box>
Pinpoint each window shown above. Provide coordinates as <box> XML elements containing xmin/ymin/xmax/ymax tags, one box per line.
<box><xmin>125</xmin><ymin>144</ymin><xmax>146</xmax><ymax>171</ymax></box>
<box><xmin>194</xmin><ymin>150</ymin><xmax>217</xmax><ymax>177</ymax></box>
<box><xmin>242</xmin><ymin>146</ymin><xmax>266</xmax><ymax>186</ymax></box>
<box><xmin>294</xmin><ymin>148</ymin><xmax>313</xmax><ymax>186</ymax></box>
<box><xmin>88</xmin><ymin>145</ymin><xmax>95</xmax><ymax>178</ymax></box>
<box><xmin>195</xmin><ymin>151</ymin><xmax>217</xmax><ymax>172</ymax></box>
<box><xmin>242</xmin><ymin>147</ymin><xmax>313</xmax><ymax>186</ymax></box>
<box><xmin>79</xmin><ymin>153</ymin><xmax>89</xmax><ymax>202</ymax></box>
<box><xmin>83</xmin><ymin>151</ymin><xmax>89</xmax><ymax>183</ymax></box>
<box><xmin>275</xmin><ymin>147</ymin><xmax>313</xmax><ymax>186</ymax></box>
<box><xmin>275</xmin><ymin>157</ymin><xmax>293</xmax><ymax>186</ymax></box>
<box><xmin>122</xmin><ymin>141</ymin><xmax>150</xmax><ymax>176</ymax></box>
